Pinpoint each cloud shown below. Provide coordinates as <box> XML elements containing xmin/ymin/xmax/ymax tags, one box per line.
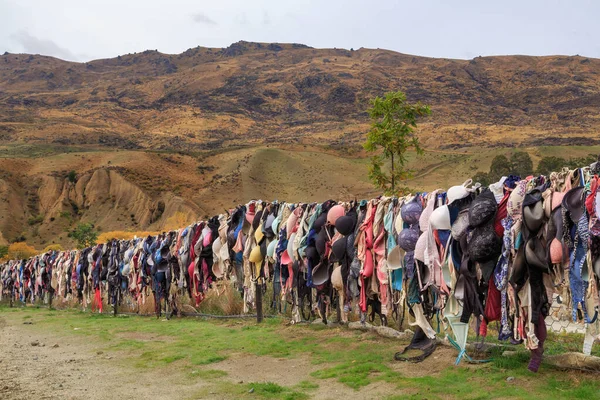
<box><xmin>262</xmin><ymin>11</ymin><xmax>270</xmax><ymax>26</ymax></box>
<box><xmin>191</xmin><ymin>12</ymin><xmax>217</xmax><ymax>25</ymax></box>
<box><xmin>10</xmin><ymin>30</ymin><xmax>78</xmax><ymax>61</ymax></box>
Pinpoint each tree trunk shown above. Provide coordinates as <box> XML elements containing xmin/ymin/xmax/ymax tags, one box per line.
<box><xmin>256</xmin><ymin>279</ymin><xmax>263</xmax><ymax>323</ymax></box>
<box><xmin>391</xmin><ymin>153</ymin><xmax>395</xmax><ymax>192</ymax></box>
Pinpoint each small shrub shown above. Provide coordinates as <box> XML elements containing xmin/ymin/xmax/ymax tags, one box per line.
<box><xmin>27</xmin><ymin>215</ymin><xmax>44</xmax><ymax>225</ymax></box>
<box><xmin>67</xmin><ymin>170</ymin><xmax>77</xmax><ymax>183</ymax></box>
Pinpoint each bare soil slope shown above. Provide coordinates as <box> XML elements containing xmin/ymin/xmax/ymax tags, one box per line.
<box><xmin>2</xmin><ymin>42</ymin><xmax>599</xmax><ymax>247</ymax></box>
<box><xmin>2</xmin><ymin>42</ymin><xmax>600</xmax><ymax>151</ymax></box>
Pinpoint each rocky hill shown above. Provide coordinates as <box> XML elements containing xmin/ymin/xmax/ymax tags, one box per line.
<box><xmin>2</xmin><ymin>41</ymin><xmax>600</xmax><ymax>151</ymax></box>
<box><xmin>1</xmin><ymin>41</ymin><xmax>599</xmax><ymax>248</ymax></box>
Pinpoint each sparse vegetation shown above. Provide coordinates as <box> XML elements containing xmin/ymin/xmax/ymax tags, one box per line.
<box><xmin>3</xmin><ymin>307</ymin><xmax>600</xmax><ymax>399</ymax></box>
<box><xmin>27</xmin><ymin>215</ymin><xmax>44</xmax><ymax>225</ymax></box>
<box><xmin>11</xmin><ymin>234</ymin><xmax>27</xmax><ymax>243</ymax></box>
<box><xmin>197</xmin><ymin>165</ymin><xmax>215</xmax><ymax>174</ymax></box>
<box><xmin>470</xmin><ymin>151</ymin><xmax>590</xmax><ymax>188</ymax></box>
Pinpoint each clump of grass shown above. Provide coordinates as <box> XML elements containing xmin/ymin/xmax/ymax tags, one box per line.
<box><xmin>250</xmin><ymin>382</ymin><xmax>284</xmax><ymax>394</ymax></box>
<box><xmin>246</xmin><ymin>382</ymin><xmax>308</xmax><ymax>399</ymax></box>
<box><xmin>135</xmin><ymin>293</ymin><xmax>157</xmax><ymax>315</ymax></box>
<box><xmin>312</xmin><ymin>361</ymin><xmax>399</xmax><ymax>389</ymax></box>
<box><xmin>491</xmin><ymin>350</ymin><xmax>530</xmax><ymax>370</ymax></box>
<box><xmin>190</xmin><ymin>354</ymin><xmax>227</xmax><ymax>365</ymax></box>
<box><xmin>296</xmin><ymin>380</ymin><xmax>319</xmax><ymax>390</ymax></box>
<box><xmin>189</xmin><ymin>369</ymin><xmax>228</xmax><ymax>379</ymax></box>
<box><xmin>196</xmin><ymin>282</ymin><xmax>244</xmax><ymax>315</ymax></box>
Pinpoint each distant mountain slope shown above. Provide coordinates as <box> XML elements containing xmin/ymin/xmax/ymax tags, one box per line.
<box><xmin>2</xmin><ymin>41</ymin><xmax>600</xmax><ymax>248</ymax></box>
<box><xmin>2</xmin><ymin>41</ymin><xmax>599</xmax><ymax>152</ymax></box>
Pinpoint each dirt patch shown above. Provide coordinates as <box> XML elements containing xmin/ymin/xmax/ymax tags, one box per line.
<box><xmin>212</xmin><ymin>353</ymin><xmax>408</xmax><ymax>400</ymax></box>
<box><xmin>391</xmin><ymin>346</ymin><xmax>467</xmax><ymax>378</ymax></box>
<box><xmin>0</xmin><ymin>315</ymin><xmax>206</xmax><ymax>400</ymax></box>
<box><xmin>213</xmin><ymin>354</ymin><xmax>320</xmax><ymax>386</ymax></box>
<box><xmin>312</xmin><ymin>380</ymin><xmax>403</xmax><ymax>400</ymax></box>
<box><xmin>1</xmin><ymin>312</ymin><xmax>399</xmax><ymax>400</ymax></box>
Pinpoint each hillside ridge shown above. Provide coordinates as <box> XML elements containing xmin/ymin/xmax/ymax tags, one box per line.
<box><xmin>2</xmin><ymin>41</ymin><xmax>600</xmax><ymax>152</ymax></box>
<box><xmin>2</xmin><ymin>41</ymin><xmax>600</xmax><ymax>248</ymax></box>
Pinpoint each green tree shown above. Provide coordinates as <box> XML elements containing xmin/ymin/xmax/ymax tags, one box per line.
<box><xmin>472</xmin><ymin>171</ymin><xmax>491</xmax><ymax>186</ymax></box>
<box><xmin>510</xmin><ymin>151</ymin><xmax>533</xmax><ymax>177</ymax></box>
<box><xmin>0</xmin><ymin>245</ymin><xmax>8</xmax><ymax>260</ymax></box>
<box><xmin>536</xmin><ymin>156</ymin><xmax>566</xmax><ymax>176</ymax></box>
<box><xmin>567</xmin><ymin>153</ymin><xmax>598</xmax><ymax>169</ymax></box>
<box><xmin>69</xmin><ymin>223</ymin><xmax>98</xmax><ymax>248</ymax></box>
<box><xmin>488</xmin><ymin>155</ymin><xmax>511</xmax><ymax>181</ymax></box>
<box><xmin>363</xmin><ymin>91</ymin><xmax>431</xmax><ymax>195</ymax></box>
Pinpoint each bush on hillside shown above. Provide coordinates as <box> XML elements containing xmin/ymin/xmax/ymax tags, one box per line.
<box><xmin>67</xmin><ymin>170</ymin><xmax>77</xmax><ymax>183</ymax></box>
<box><xmin>488</xmin><ymin>155</ymin><xmax>511</xmax><ymax>182</ymax></box>
<box><xmin>27</xmin><ymin>215</ymin><xmax>44</xmax><ymax>225</ymax></box>
<box><xmin>7</xmin><ymin>242</ymin><xmax>38</xmax><ymax>260</ymax></box>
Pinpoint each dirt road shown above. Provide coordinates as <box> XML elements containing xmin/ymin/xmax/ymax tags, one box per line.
<box><xmin>0</xmin><ymin>314</ymin><xmax>210</xmax><ymax>400</ymax></box>
<box><xmin>0</xmin><ymin>312</ymin><xmax>406</xmax><ymax>399</ymax></box>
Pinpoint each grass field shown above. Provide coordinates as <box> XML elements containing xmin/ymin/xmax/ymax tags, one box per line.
<box><xmin>1</xmin><ymin>305</ymin><xmax>599</xmax><ymax>399</ymax></box>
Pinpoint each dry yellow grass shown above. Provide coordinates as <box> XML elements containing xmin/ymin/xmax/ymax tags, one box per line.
<box><xmin>196</xmin><ymin>282</ymin><xmax>245</xmax><ymax>316</ymax></box>
<box><xmin>96</xmin><ymin>231</ymin><xmax>160</xmax><ymax>243</ymax></box>
<box><xmin>6</xmin><ymin>242</ymin><xmax>38</xmax><ymax>260</ymax></box>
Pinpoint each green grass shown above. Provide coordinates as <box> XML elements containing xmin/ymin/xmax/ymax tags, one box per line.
<box><xmin>246</xmin><ymin>382</ymin><xmax>308</xmax><ymax>400</ymax></box>
<box><xmin>189</xmin><ymin>369</ymin><xmax>228</xmax><ymax>379</ymax></box>
<box><xmin>2</xmin><ymin>305</ymin><xmax>600</xmax><ymax>399</ymax></box>
<box><xmin>312</xmin><ymin>361</ymin><xmax>399</xmax><ymax>389</ymax></box>
<box><xmin>296</xmin><ymin>380</ymin><xmax>319</xmax><ymax>390</ymax></box>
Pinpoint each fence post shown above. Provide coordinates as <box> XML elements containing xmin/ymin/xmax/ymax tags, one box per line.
<box><xmin>256</xmin><ymin>279</ymin><xmax>263</xmax><ymax>323</ymax></box>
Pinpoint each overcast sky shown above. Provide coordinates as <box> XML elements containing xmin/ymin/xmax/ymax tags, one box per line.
<box><xmin>1</xmin><ymin>0</ymin><xmax>599</xmax><ymax>62</ymax></box>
